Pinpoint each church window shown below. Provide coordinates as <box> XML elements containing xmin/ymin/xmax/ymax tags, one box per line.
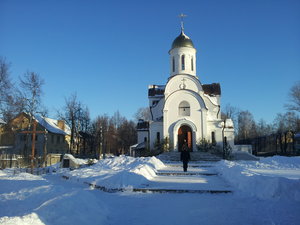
<box><xmin>181</xmin><ymin>55</ymin><xmax>185</xmax><ymax>70</ymax></box>
<box><xmin>152</xmin><ymin>100</ymin><xmax>158</xmax><ymax>106</ymax></box>
<box><xmin>179</xmin><ymin>101</ymin><xmax>190</xmax><ymax>116</ymax></box>
<box><xmin>144</xmin><ymin>137</ymin><xmax>147</xmax><ymax>142</ymax></box>
<box><xmin>211</xmin><ymin>132</ymin><xmax>216</xmax><ymax>145</ymax></box>
<box><xmin>156</xmin><ymin>132</ymin><xmax>160</xmax><ymax>144</ymax></box>
<box><xmin>172</xmin><ymin>57</ymin><xmax>175</xmax><ymax>72</ymax></box>
<box><xmin>191</xmin><ymin>57</ymin><xmax>194</xmax><ymax>71</ymax></box>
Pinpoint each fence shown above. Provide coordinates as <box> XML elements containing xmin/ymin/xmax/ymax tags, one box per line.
<box><xmin>0</xmin><ymin>153</ymin><xmax>62</xmax><ymax>169</ymax></box>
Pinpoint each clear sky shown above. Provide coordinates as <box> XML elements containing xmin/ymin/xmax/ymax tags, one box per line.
<box><xmin>1</xmin><ymin>0</ymin><xmax>299</xmax><ymax>123</ymax></box>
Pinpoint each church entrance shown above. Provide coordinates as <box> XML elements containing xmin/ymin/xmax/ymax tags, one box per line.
<box><xmin>178</xmin><ymin>125</ymin><xmax>193</xmax><ymax>152</ymax></box>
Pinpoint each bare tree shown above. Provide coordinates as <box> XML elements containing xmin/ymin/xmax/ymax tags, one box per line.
<box><xmin>273</xmin><ymin>112</ymin><xmax>300</xmax><ymax>154</ymax></box>
<box><xmin>134</xmin><ymin>107</ymin><xmax>151</xmax><ymax>122</ymax></box>
<box><xmin>237</xmin><ymin>110</ymin><xmax>256</xmax><ymax>141</ymax></box>
<box><xmin>117</xmin><ymin>119</ymin><xmax>137</xmax><ymax>155</ymax></box>
<box><xmin>58</xmin><ymin>93</ymin><xmax>82</xmax><ymax>154</ymax></box>
<box><xmin>111</xmin><ymin>111</ymin><xmax>125</xmax><ymax>129</ymax></box>
<box><xmin>256</xmin><ymin>119</ymin><xmax>273</xmax><ymax>136</ymax></box>
<box><xmin>0</xmin><ymin>58</ymin><xmax>12</xmax><ymax>114</ymax></box>
<box><xmin>285</xmin><ymin>81</ymin><xmax>300</xmax><ymax>113</ymax></box>
<box><xmin>0</xmin><ymin>58</ymin><xmax>21</xmax><ymax>121</ymax></box>
<box><xmin>19</xmin><ymin>71</ymin><xmax>46</xmax><ymax>117</ymax></box>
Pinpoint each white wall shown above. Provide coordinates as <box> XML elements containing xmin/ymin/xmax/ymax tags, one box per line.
<box><xmin>137</xmin><ymin>131</ymin><xmax>148</xmax><ymax>144</ymax></box>
<box><xmin>149</xmin><ymin>121</ymin><xmax>163</xmax><ymax>150</ymax></box>
<box><xmin>169</xmin><ymin>47</ymin><xmax>197</xmax><ymax>77</ymax></box>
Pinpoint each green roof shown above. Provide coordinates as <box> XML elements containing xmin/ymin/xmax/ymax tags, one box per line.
<box><xmin>171</xmin><ymin>31</ymin><xmax>195</xmax><ymax>49</ymax></box>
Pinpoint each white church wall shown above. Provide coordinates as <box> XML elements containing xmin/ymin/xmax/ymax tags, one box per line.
<box><xmin>164</xmin><ymin>90</ymin><xmax>208</xmax><ymax>151</ymax></box>
<box><xmin>224</xmin><ymin>129</ymin><xmax>235</xmax><ymax>148</ymax></box>
<box><xmin>169</xmin><ymin>47</ymin><xmax>196</xmax><ymax>76</ymax></box>
<box><xmin>149</xmin><ymin>121</ymin><xmax>163</xmax><ymax>150</ymax></box>
<box><xmin>164</xmin><ymin>75</ymin><xmax>202</xmax><ymax>99</ymax></box>
<box><xmin>202</xmin><ymin>93</ymin><xmax>221</xmax><ymax>121</ymax></box>
<box><xmin>137</xmin><ymin>131</ymin><xmax>148</xmax><ymax>145</ymax></box>
<box><xmin>150</xmin><ymin>99</ymin><xmax>164</xmax><ymax>121</ymax></box>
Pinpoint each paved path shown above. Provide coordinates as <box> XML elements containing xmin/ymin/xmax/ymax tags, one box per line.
<box><xmin>138</xmin><ymin>161</ymin><xmax>232</xmax><ymax>193</ymax></box>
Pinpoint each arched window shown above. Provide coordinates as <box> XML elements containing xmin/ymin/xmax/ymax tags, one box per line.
<box><xmin>179</xmin><ymin>101</ymin><xmax>190</xmax><ymax>116</ymax></box>
<box><xmin>172</xmin><ymin>57</ymin><xmax>175</xmax><ymax>72</ymax></box>
<box><xmin>191</xmin><ymin>57</ymin><xmax>194</xmax><ymax>71</ymax></box>
<box><xmin>181</xmin><ymin>55</ymin><xmax>185</xmax><ymax>70</ymax></box>
<box><xmin>211</xmin><ymin>132</ymin><xmax>216</xmax><ymax>145</ymax></box>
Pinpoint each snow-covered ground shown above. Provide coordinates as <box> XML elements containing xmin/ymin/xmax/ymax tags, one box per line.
<box><xmin>0</xmin><ymin>155</ymin><xmax>300</xmax><ymax>225</ymax></box>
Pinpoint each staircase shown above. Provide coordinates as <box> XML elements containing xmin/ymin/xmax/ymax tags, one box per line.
<box><xmin>157</xmin><ymin>151</ymin><xmax>222</xmax><ymax>162</ymax></box>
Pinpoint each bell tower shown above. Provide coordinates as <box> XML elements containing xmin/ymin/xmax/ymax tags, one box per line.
<box><xmin>169</xmin><ymin>14</ymin><xmax>197</xmax><ymax>77</ymax></box>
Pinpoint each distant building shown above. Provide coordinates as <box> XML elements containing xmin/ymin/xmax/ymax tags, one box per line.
<box><xmin>0</xmin><ymin>112</ymin><xmax>70</xmax><ymax>156</ymax></box>
<box><xmin>137</xmin><ymin>23</ymin><xmax>234</xmax><ymax>152</ymax></box>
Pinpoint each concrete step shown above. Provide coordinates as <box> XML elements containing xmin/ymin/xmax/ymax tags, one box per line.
<box><xmin>158</xmin><ymin>151</ymin><xmax>222</xmax><ymax>162</ymax></box>
<box><xmin>156</xmin><ymin>172</ymin><xmax>218</xmax><ymax>176</ymax></box>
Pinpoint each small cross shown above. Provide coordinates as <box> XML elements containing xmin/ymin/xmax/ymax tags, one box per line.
<box><xmin>180</xmin><ymin>78</ymin><xmax>186</xmax><ymax>89</ymax></box>
<box><xmin>179</xmin><ymin>13</ymin><xmax>187</xmax><ymax>31</ymax></box>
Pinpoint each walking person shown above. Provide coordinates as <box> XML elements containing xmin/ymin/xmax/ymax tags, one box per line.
<box><xmin>180</xmin><ymin>140</ymin><xmax>190</xmax><ymax>172</ymax></box>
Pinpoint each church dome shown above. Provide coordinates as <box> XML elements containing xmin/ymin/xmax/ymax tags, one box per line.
<box><xmin>171</xmin><ymin>31</ymin><xmax>195</xmax><ymax>49</ymax></box>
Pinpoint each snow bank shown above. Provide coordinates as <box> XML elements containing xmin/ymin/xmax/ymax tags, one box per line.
<box><xmin>217</xmin><ymin>156</ymin><xmax>300</xmax><ymax>201</ymax></box>
<box><xmin>0</xmin><ymin>170</ymin><xmax>45</xmax><ymax>181</ymax></box>
<box><xmin>60</xmin><ymin>156</ymin><xmax>165</xmax><ymax>189</ymax></box>
<box><xmin>0</xmin><ymin>213</ymin><xmax>44</xmax><ymax>225</ymax></box>
<box><xmin>61</xmin><ymin>154</ymin><xmax>88</xmax><ymax>167</ymax></box>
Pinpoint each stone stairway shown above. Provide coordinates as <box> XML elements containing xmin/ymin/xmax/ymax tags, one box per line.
<box><xmin>157</xmin><ymin>151</ymin><xmax>222</xmax><ymax>162</ymax></box>
<box><xmin>134</xmin><ymin>161</ymin><xmax>232</xmax><ymax>194</ymax></box>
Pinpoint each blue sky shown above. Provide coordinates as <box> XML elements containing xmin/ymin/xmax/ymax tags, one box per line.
<box><xmin>1</xmin><ymin>0</ymin><xmax>299</xmax><ymax>123</ymax></box>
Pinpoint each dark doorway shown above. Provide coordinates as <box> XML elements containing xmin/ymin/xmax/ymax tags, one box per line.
<box><xmin>178</xmin><ymin>125</ymin><xmax>193</xmax><ymax>151</ymax></box>
<box><xmin>62</xmin><ymin>159</ymin><xmax>70</xmax><ymax>168</ymax></box>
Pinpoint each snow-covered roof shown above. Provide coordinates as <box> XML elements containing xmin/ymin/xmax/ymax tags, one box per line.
<box><xmin>0</xmin><ymin>118</ymin><xmax>6</xmax><ymax>124</ymax></box>
<box><xmin>204</xmin><ymin>94</ymin><xmax>218</xmax><ymax>105</ymax></box>
<box><xmin>34</xmin><ymin>115</ymin><xmax>71</xmax><ymax>135</ymax></box>
<box><xmin>148</xmin><ymin>85</ymin><xmax>165</xmax><ymax>97</ymax></box>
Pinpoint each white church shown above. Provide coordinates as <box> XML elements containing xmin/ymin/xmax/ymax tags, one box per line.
<box><xmin>136</xmin><ymin>22</ymin><xmax>235</xmax><ymax>153</ymax></box>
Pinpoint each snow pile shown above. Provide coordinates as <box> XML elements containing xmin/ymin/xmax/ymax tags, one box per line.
<box><xmin>0</xmin><ymin>213</ymin><xmax>44</xmax><ymax>225</ymax></box>
<box><xmin>0</xmin><ymin>170</ymin><xmax>110</xmax><ymax>225</ymax></box>
<box><xmin>61</xmin><ymin>156</ymin><xmax>165</xmax><ymax>189</ymax></box>
<box><xmin>217</xmin><ymin>156</ymin><xmax>300</xmax><ymax>201</ymax></box>
<box><xmin>62</xmin><ymin>154</ymin><xmax>88</xmax><ymax>165</ymax></box>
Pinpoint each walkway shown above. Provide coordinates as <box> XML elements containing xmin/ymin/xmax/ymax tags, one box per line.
<box><xmin>137</xmin><ymin>161</ymin><xmax>232</xmax><ymax>194</ymax></box>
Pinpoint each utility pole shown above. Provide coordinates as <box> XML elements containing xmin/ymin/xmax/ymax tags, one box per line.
<box><xmin>21</xmin><ymin>120</ymin><xmax>46</xmax><ymax>173</ymax></box>
<box><xmin>222</xmin><ymin>119</ymin><xmax>226</xmax><ymax>159</ymax></box>
<box><xmin>43</xmin><ymin>129</ymin><xmax>48</xmax><ymax>167</ymax></box>
<box><xmin>98</xmin><ymin>126</ymin><xmax>102</xmax><ymax>160</ymax></box>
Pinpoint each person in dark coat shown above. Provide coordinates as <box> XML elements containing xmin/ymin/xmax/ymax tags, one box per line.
<box><xmin>180</xmin><ymin>140</ymin><xmax>190</xmax><ymax>172</ymax></box>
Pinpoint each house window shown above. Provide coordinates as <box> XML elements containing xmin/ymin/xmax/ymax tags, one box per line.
<box><xmin>211</xmin><ymin>132</ymin><xmax>216</xmax><ymax>145</ymax></box>
<box><xmin>172</xmin><ymin>57</ymin><xmax>175</xmax><ymax>72</ymax></box>
<box><xmin>156</xmin><ymin>132</ymin><xmax>160</xmax><ymax>144</ymax></box>
<box><xmin>51</xmin><ymin>135</ymin><xmax>54</xmax><ymax>143</ymax></box>
<box><xmin>181</xmin><ymin>55</ymin><xmax>185</xmax><ymax>70</ymax></box>
<box><xmin>144</xmin><ymin>137</ymin><xmax>147</xmax><ymax>142</ymax></box>
<box><xmin>179</xmin><ymin>101</ymin><xmax>190</xmax><ymax>116</ymax></box>
<box><xmin>57</xmin><ymin>136</ymin><xmax>60</xmax><ymax>144</ymax></box>
<box><xmin>191</xmin><ymin>57</ymin><xmax>194</xmax><ymax>71</ymax></box>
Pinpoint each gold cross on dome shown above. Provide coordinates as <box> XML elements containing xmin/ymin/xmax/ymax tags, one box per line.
<box><xmin>179</xmin><ymin>13</ymin><xmax>187</xmax><ymax>31</ymax></box>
